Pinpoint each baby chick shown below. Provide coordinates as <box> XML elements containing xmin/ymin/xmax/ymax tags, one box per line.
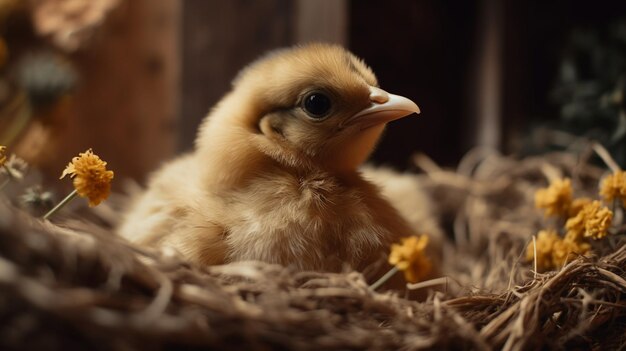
<box><xmin>119</xmin><ymin>44</ymin><xmax>421</xmax><ymax>277</ymax></box>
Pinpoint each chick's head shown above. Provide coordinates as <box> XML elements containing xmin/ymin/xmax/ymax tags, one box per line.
<box><xmin>209</xmin><ymin>44</ymin><xmax>420</xmax><ymax>173</ymax></box>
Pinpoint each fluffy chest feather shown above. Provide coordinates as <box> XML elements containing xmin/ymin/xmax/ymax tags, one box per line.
<box><xmin>222</xmin><ymin>171</ymin><xmax>388</xmax><ymax>271</ymax></box>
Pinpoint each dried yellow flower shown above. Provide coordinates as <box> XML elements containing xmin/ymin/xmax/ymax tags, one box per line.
<box><xmin>388</xmin><ymin>235</ymin><xmax>431</xmax><ymax>283</ymax></box>
<box><xmin>526</xmin><ymin>229</ymin><xmax>560</xmax><ymax>272</ymax></box>
<box><xmin>568</xmin><ymin>197</ymin><xmax>593</xmax><ymax>218</ymax></box>
<box><xmin>565</xmin><ymin>200</ymin><xmax>612</xmax><ymax>240</ymax></box>
<box><xmin>552</xmin><ymin>237</ymin><xmax>591</xmax><ymax>268</ymax></box>
<box><xmin>0</xmin><ymin>145</ymin><xmax>6</xmax><ymax>167</ymax></box>
<box><xmin>600</xmin><ymin>171</ymin><xmax>626</xmax><ymax>205</ymax></box>
<box><xmin>527</xmin><ymin>229</ymin><xmax>592</xmax><ymax>272</ymax></box>
<box><xmin>60</xmin><ymin>149</ymin><xmax>114</xmax><ymax>207</ymax></box>
<box><xmin>565</xmin><ymin>213</ymin><xmax>585</xmax><ymax>241</ymax></box>
<box><xmin>584</xmin><ymin>206</ymin><xmax>613</xmax><ymax>240</ymax></box>
<box><xmin>535</xmin><ymin>178</ymin><xmax>572</xmax><ymax>217</ymax></box>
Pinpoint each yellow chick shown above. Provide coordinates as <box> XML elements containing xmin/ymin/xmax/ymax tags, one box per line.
<box><xmin>119</xmin><ymin>44</ymin><xmax>421</xmax><ymax>277</ymax></box>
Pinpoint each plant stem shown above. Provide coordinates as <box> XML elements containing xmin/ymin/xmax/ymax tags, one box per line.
<box><xmin>592</xmin><ymin>142</ymin><xmax>620</xmax><ymax>173</ymax></box>
<box><xmin>0</xmin><ymin>177</ymin><xmax>9</xmax><ymax>191</ymax></box>
<box><xmin>369</xmin><ymin>266</ymin><xmax>399</xmax><ymax>291</ymax></box>
<box><xmin>406</xmin><ymin>277</ymin><xmax>449</xmax><ymax>291</ymax></box>
<box><xmin>0</xmin><ymin>164</ymin><xmax>21</xmax><ymax>191</ymax></box>
<box><xmin>43</xmin><ymin>189</ymin><xmax>78</xmax><ymax>220</ymax></box>
<box><xmin>0</xmin><ymin>93</ymin><xmax>32</xmax><ymax>146</ymax></box>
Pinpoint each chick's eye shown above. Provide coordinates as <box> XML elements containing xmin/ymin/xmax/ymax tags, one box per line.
<box><xmin>303</xmin><ymin>93</ymin><xmax>332</xmax><ymax>118</ymax></box>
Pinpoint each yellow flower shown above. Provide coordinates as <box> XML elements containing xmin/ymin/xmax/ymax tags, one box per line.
<box><xmin>534</xmin><ymin>178</ymin><xmax>572</xmax><ymax>217</ymax></box>
<box><xmin>600</xmin><ymin>171</ymin><xmax>626</xmax><ymax>205</ymax></box>
<box><xmin>388</xmin><ymin>235</ymin><xmax>431</xmax><ymax>283</ymax></box>
<box><xmin>526</xmin><ymin>229</ymin><xmax>560</xmax><ymax>272</ymax></box>
<box><xmin>565</xmin><ymin>200</ymin><xmax>612</xmax><ymax>240</ymax></box>
<box><xmin>568</xmin><ymin>197</ymin><xmax>592</xmax><ymax>218</ymax></box>
<box><xmin>0</xmin><ymin>145</ymin><xmax>6</xmax><ymax>167</ymax></box>
<box><xmin>527</xmin><ymin>230</ymin><xmax>592</xmax><ymax>271</ymax></box>
<box><xmin>552</xmin><ymin>237</ymin><xmax>591</xmax><ymax>268</ymax></box>
<box><xmin>60</xmin><ymin>149</ymin><xmax>114</xmax><ymax>207</ymax></box>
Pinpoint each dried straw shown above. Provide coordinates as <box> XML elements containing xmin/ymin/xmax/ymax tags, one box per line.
<box><xmin>1</xmin><ymin>149</ymin><xmax>625</xmax><ymax>350</ymax></box>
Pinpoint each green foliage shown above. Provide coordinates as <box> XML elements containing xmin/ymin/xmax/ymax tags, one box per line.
<box><xmin>549</xmin><ymin>18</ymin><xmax>626</xmax><ymax>164</ymax></box>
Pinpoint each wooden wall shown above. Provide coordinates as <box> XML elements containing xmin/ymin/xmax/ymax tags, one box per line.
<box><xmin>179</xmin><ymin>0</ymin><xmax>295</xmax><ymax>152</ymax></box>
<box><xmin>349</xmin><ymin>0</ymin><xmax>479</xmax><ymax>168</ymax></box>
<box><xmin>13</xmin><ymin>0</ymin><xmax>181</xmax><ymax>186</ymax></box>
<box><xmin>14</xmin><ymin>0</ymin><xmax>625</xmax><ymax>185</ymax></box>
<box><xmin>179</xmin><ymin>0</ymin><xmax>348</xmax><ymax>152</ymax></box>
<box><xmin>179</xmin><ymin>0</ymin><xmax>476</xmax><ymax>169</ymax></box>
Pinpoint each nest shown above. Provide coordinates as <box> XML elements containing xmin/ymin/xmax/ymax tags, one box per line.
<box><xmin>1</xmin><ymin>150</ymin><xmax>626</xmax><ymax>350</ymax></box>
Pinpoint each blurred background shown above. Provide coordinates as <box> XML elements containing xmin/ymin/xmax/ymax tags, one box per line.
<box><xmin>1</xmin><ymin>0</ymin><xmax>626</xmax><ymax>189</ymax></box>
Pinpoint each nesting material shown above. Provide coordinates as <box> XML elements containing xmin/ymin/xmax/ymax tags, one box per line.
<box><xmin>1</xmin><ymin>151</ymin><xmax>626</xmax><ymax>350</ymax></box>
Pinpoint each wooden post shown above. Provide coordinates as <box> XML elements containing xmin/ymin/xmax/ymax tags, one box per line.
<box><xmin>472</xmin><ymin>0</ymin><xmax>503</xmax><ymax>150</ymax></box>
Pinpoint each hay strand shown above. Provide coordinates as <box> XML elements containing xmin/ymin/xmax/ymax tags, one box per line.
<box><xmin>1</xmin><ymin>150</ymin><xmax>626</xmax><ymax>350</ymax></box>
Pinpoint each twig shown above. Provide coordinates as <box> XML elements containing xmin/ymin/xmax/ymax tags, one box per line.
<box><xmin>0</xmin><ymin>177</ymin><xmax>9</xmax><ymax>191</ymax></box>
<box><xmin>407</xmin><ymin>276</ymin><xmax>449</xmax><ymax>290</ymax></box>
<box><xmin>592</xmin><ymin>142</ymin><xmax>621</xmax><ymax>172</ymax></box>
<box><xmin>0</xmin><ymin>93</ymin><xmax>32</xmax><ymax>146</ymax></box>
<box><xmin>532</xmin><ymin>236</ymin><xmax>537</xmax><ymax>280</ymax></box>
<box><xmin>43</xmin><ymin>189</ymin><xmax>78</xmax><ymax>220</ymax></box>
<box><xmin>369</xmin><ymin>266</ymin><xmax>399</xmax><ymax>291</ymax></box>
<box><xmin>412</xmin><ymin>153</ymin><xmax>442</xmax><ymax>173</ymax></box>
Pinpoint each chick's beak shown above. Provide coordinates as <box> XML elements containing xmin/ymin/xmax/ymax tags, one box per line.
<box><xmin>345</xmin><ymin>86</ymin><xmax>420</xmax><ymax>130</ymax></box>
